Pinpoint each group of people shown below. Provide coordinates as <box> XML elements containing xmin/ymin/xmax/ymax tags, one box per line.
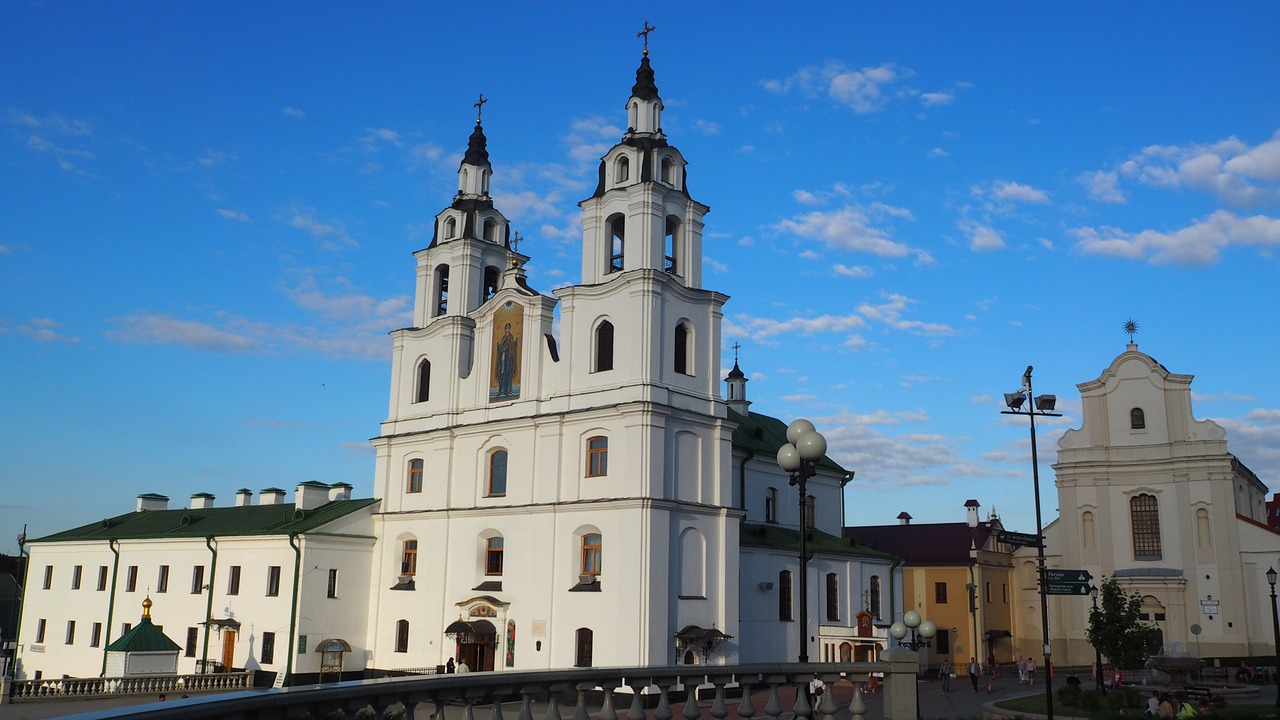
<box><xmin>1016</xmin><ymin>655</ymin><xmax>1037</xmax><ymax>685</ymax></box>
<box><xmin>1147</xmin><ymin>690</ymin><xmax>1208</xmax><ymax>718</ymax></box>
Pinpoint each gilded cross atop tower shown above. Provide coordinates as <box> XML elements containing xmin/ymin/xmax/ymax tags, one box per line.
<box><xmin>637</xmin><ymin>21</ymin><xmax>657</xmax><ymax>56</ymax></box>
<box><xmin>474</xmin><ymin>93</ymin><xmax>487</xmax><ymax>124</ymax></box>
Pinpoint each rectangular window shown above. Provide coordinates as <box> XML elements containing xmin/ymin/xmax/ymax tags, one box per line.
<box><xmin>121</xmin><ymin>622</ymin><xmax>132</xmax><ymax>635</ymax></box>
<box><xmin>35</xmin><ymin>618</ymin><xmax>46</xmax><ymax>643</ymax></box>
<box><xmin>936</xmin><ymin>627</ymin><xmax>951</xmax><ymax>655</ymax></box>
<box><xmin>401</xmin><ymin>541</ymin><xmax>418</xmax><ymax>576</ymax></box>
<box><xmin>97</xmin><ymin>565</ymin><xmax>108</xmax><ymax>591</ymax></box>
<box><xmin>407</xmin><ymin>459</ymin><xmax>424</xmax><ymax>493</ymax></box>
<box><xmin>1130</xmin><ymin>493</ymin><xmax>1163</xmax><ymax>560</ymax></box>
<box><xmin>71</xmin><ymin>565</ymin><xmax>83</xmax><ymax>590</ymax></box>
<box><xmin>1002</xmin><ymin>583</ymin><xmax>1008</xmax><ymax>603</ymax></box>
<box><xmin>191</xmin><ymin>565</ymin><xmax>205</xmax><ymax>594</ymax></box>
<box><xmin>586</xmin><ymin>437</ymin><xmax>608</xmax><ymax>477</ymax></box>
<box><xmin>42</xmin><ymin>565</ymin><xmax>52</xmax><ymax>590</ymax></box>
<box><xmin>935</xmin><ymin>581</ymin><xmax>948</xmax><ymax>604</ymax></box>
<box><xmin>327</xmin><ymin>569</ymin><xmax>338</xmax><ymax>599</ymax></box>
<box><xmin>228</xmin><ymin>565</ymin><xmax>241</xmax><ymax>595</ymax></box>
<box><xmin>779</xmin><ymin>571</ymin><xmax>793</xmax><ymax>621</ymax></box>
<box><xmin>267</xmin><ymin>566</ymin><xmax>281</xmax><ymax>597</ymax></box>
<box><xmin>985</xmin><ymin>581</ymin><xmax>991</xmax><ymax>603</ymax></box>
<box><xmin>825</xmin><ymin>573</ymin><xmax>840</xmax><ymax>621</ymax></box>
<box><xmin>90</xmin><ymin>623</ymin><xmax>102</xmax><ymax>648</ymax></box>
<box><xmin>486</xmin><ymin>538</ymin><xmax>504</xmax><ymax>576</ymax></box>
<box><xmin>581</xmin><ymin>534</ymin><xmax>602</xmax><ymax>576</ymax></box>
<box><xmin>185</xmin><ymin>628</ymin><xmax>198</xmax><ymax>657</ymax></box>
<box><xmin>126</xmin><ymin>566</ymin><xmax>138</xmax><ymax>593</ymax></box>
<box><xmin>65</xmin><ymin>620</ymin><xmax>76</xmax><ymax>645</ymax></box>
<box><xmin>261</xmin><ymin>631</ymin><xmax>276</xmax><ymax>664</ymax></box>
<box><xmin>157</xmin><ymin>565</ymin><xmax>170</xmax><ymax>593</ymax></box>
<box><xmin>765</xmin><ymin>488</ymin><xmax>778</xmax><ymax>523</ymax></box>
<box><xmin>297</xmin><ymin>635</ymin><xmax>308</xmax><ymax>655</ymax></box>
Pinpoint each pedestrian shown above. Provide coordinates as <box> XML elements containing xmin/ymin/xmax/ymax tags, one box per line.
<box><xmin>968</xmin><ymin>656</ymin><xmax>980</xmax><ymax>692</ymax></box>
<box><xmin>446</xmin><ymin>657</ymin><xmax>456</xmax><ymax>674</ymax></box>
<box><xmin>1027</xmin><ymin>657</ymin><xmax>1036</xmax><ymax>685</ymax></box>
<box><xmin>808</xmin><ymin>674</ymin><xmax>825</xmax><ymax>708</ymax></box>
<box><xmin>457</xmin><ymin>658</ymin><xmax>471</xmax><ymax>673</ymax></box>
<box><xmin>987</xmin><ymin>660</ymin><xmax>996</xmax><ymax>694</ymax></box>
<box><xmin>1156</xmin><ymin>693</ymin><xmax>1175</xmax><ymax>719</ymax></box>
<box><xmin>1016</xmin><ymin>656</ymin><xmax>1026</xmax><ymax>685</ymax></box>
<box><xmin>1146</xmin><ymin>691</ymin><xmax>1160</xmax><ymax>716</ymax></box>
<box><xmin>939</xmin><ymin>658</ymin><xmax>952</xmax><ymax>693</ymax></box>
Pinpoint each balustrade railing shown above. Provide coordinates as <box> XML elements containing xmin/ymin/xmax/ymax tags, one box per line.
<box><xmin>8</xmin><ymin>670</ymin><xmax>253</xmax><ymax>701</ymax></box>
<box><xmin>48</xmin><ymin>651</ymin><xmax>923</xmax><ymax>720</ymax></box>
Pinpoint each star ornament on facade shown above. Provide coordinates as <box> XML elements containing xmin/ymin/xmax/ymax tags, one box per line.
<box><xmin>1123</xmin><ymin>318</ymin><xmax>1139</xmax><ymax>343</ymax></box>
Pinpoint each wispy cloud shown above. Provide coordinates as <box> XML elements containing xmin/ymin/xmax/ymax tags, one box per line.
<box><xmin>775</xmin><ymin>206</ymin><xmax>923</xmax><ymax>259</ymax></box>
<box><xmin>285</xmin><ymin>207</ymin><xmax>358</xmax><ymax>251</ymax></box>
<box><xmin>763</xmin><ymin>62</ymin><xmax>909</xmax><ymax>114</ymax></box>
<box><xmin>857</xmin><ymin>293</ymin><xmax>958</xmax><ymax>336</ymax></box>
<box><xmin>16</xmin><ymin>318</ymin><xmax>80</xmax><ymax>343</ymax></box>
<box><xmin>991</xmin><ymin>180</ymin><xmax>1050</xmax><ymax>204</ymax></box>
<box><xmin>217</xmin><ymin>209</ymin><xmax>251</xmax><ymax>222</ymax></box>
<box><xmin>107</xmin><ymin>312</ymin><xmax>262</xmax><ymax>353</ymax></box>
<box><xmin>958</xmin><ymin>218</ymin><xmax>1006</xmax><ymax>252</ymax></box>
<box><xmin>1078</xmin><ymin>169</ymin><xmax>1125</xmax><ymax>203</ymax></box>
<box><xmin>1072</xmin><ymin>210</ymin><xmax>1280</xmax><ymax>265</ymax></box>
<box><xmin>9</xmin><ymin>109</ymin><xmax>96</xmax><ymax>173</ymax></box>
<box><xmin>282</xmin><ymin>106</ymin><xmax>307</xmax><ymax>119</ymax></box>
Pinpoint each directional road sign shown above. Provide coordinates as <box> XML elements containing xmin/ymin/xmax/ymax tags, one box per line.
<box><xmin>996</xmin><ymin>530</ymin><xmax>1043</xmax><ymax>549</ymax></box>
<box><xmin>1045</xmin><ymin>582</ymin><xmax>1092</xmax><ymax>596</ymax></box>
<box><xmin>1044</xmin><ymin>569</ymin><xmax>1092</xmax><ymax>584</ymax></box>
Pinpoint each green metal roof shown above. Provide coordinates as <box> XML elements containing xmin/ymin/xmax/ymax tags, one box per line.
<box><xmin>105</xmin><ymin>615</ymin><xmax>181</xmax><ymax>653</ymax></box>
<box><xmin>30</xmin><ymin>498</ymin><xmax>378</xmax><ymax>543</ymax></box>
<box><xmin>729</xmin><ymin>409</ymin><xmax>846</xmax><ymax>473</ymax></box>
<box><xmin>740</xmin><ymin>520</ymin><xmax>899</xmax><ymax>561</ymax></box>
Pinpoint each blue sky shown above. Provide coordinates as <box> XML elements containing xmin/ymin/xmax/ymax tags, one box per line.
<box><xmin>3</xmin><ymin>3</ymin><xmax>1279</xmax><ymax>543</ymax></box>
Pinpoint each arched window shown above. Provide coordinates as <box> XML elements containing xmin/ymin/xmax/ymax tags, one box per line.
<box><xmin>395</xmin><ymin>619</ymin><xmax>409</xmax><ymax>653</ymax></box>
<box><xmin>664</xmin><ymin>216</ymin><xmax>680</xmax><ymax>274</ymax></box>
<box><xmin>434</xmin><ymin>264</ymin><xmax>450</xmax><ymax>316</ymax></box>
<box><xmin>1082</xmin><ymin>510</ymin><xmax>1095</xmax><ymax>549</ymax></box>
<box><xmin>594</xmin><ymin>321</ymin><xmax>614</xmax><ymax>372</ymax></box>
<box><xmin>444</xmin><ymin>217</ymin><xmax>457</xmax><ymax>239</ymax></box>
<box><xmin>779</xmin><ymin>570</ymin><xmax>793</xmax><ymax>621</ymax></box>
<box><xmin>1195</xmin><ymin>508</ymin><xmax>1212</xmax><ymax>549</ymax></box>
<box><xmin>662</xmin><ymin>157</ymin><xmax>676</xmax><ymax>185</ymax></box>
<box><xmin>826</xmin><ymin>573</ymin><xmax>840</xmax><ymax>621</ymax></box>
<box><xmin>615</xmin><ymin>156</ymin><xmax>629</xmax><ymax>183</ymax></box>
<box><xmin>839</xmin><ymin>642</ymin><xmax>853</xmax><ymax>662</ymax></box>
<box><xmin>674</xmin><ymin>322</ymin><xmax>691</xmax><ymax>375</ymax></box>
<box><xmin>415</xmin><ymin>359</ymin><xmax>431</xmax><ymax>403</ymax></box>
<box><xmin>575</xmin><ymin>627</ymin><xmax>594</xmax><ymax>667</ymax></box>
<box><xmin>407</xmin><ymin>459</ymin><xmax>424</xmax><ymax>494</ymax></box>
<box><xmin>486</xmin><ymin>537</ymin><xmax>504</xmax><ymax>576</ymax></box>
<box><xmin>1130</xmin><ymin>407</ymin><xmax>1146</xmax><ymax>429</ymax></box>
<box><xmin>483</xmin><ymin>266</ymin><xmax>500</xmax><ymax>302</ymax></box>
<box><xmin>586</xmin><ymin>436</ymin><xmax>608</xmax><ymax>477</ymax></box>
<box><xmin>581</xmin><ymin>533</ymin><xmax>602</xmax><ymax>577</ymax></box>
<box><xmin>401</xmin><ymin>539</ymin><xmax>418</xmax><ymax>576</ymax></box>
<box><xmin>1130</xmin><ymin>493</ymin><xmax>1162</xmax><ymax>560</ymax></box>
<box><xmin>765</xmin><ymin>487</ymin><xmax>778</xmax><ymax>523</ymax></box>
<box><xmin>609</xmin><ymin>216</ymin><xmax>625</xmax><ymax>273</ymax></box>
<box><xmin>679</xmin><ymin>528</ymin><xmax>706</xmax><ymax>598</ymax></box>
<box><xmin>483</xmin><ymin>218</ymin><xmax>498</xmax><ymax>242</ymax></box>
<box><xmin>487</xmin><ymin>449</ymin><xmax>508</xmax><ymax>497</ymax></box>
<box><xmin>869</xmin><ymin>575</ymin><xmax>881</xmax><ymax>619</ymax></box>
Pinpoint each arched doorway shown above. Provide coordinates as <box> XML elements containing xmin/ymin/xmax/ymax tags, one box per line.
<box><xmin>1139</xmin><ymin>596</ymin><xmax>1167</xmax><ymax>654</ymax></box>
<box><xmin>446</xmin><ymin>619</ymin><xmax>497</xmax><ymax>671</ymax></box>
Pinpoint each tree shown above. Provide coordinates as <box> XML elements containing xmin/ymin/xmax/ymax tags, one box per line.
<box><xmin>1086</xmin><ymin>577</ymin><xmax>1157</xmax><ymax>670</ymax></box>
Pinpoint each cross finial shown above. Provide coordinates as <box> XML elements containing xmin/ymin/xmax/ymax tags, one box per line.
<box><xmin>510</xmin><ymin>231</ymin><xmax>523</xmax><ymax>253</ymax></box>
<box><xmin>637</xmin><ymin>21</ymin><xmax>657</xmax><ymax>56</ymax></box>
<box><xmin>732</xmin><ymin>341</ymin><xmax>741</xmax><ymax>364</ymax></box>
<box><xmin>1122</xmin><ymin>318</ymin><xmax>1139</xmax><ymax>343</ymax></box>
<box><xmin>474</xmin><ymin>93</ymin><xmax>487</xmax><ymax>125</ymax></box>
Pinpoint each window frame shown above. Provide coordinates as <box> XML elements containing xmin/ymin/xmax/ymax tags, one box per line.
<box><xmin>415</xmin><ymin>359</ymin><xmax>431</xmax><ymax>403</ymax></box>
<box><xmin>825</xmin><ymin>573</ymin><xmax>840</xmax><ymax>621</ymax></box>
<box><xmin>487</xmin><ymin>449</ymin><xmax>508</xmax><ymax>497</ymax></box>
<box><xmin>1130</xmin><ymin>407</ymin><xmax>1146</xmax><ymax>430</ymax></box>
<box><xmin>97</xmin><ymin>566</ymin><xmax>108</xmax><ymax>591</ymax></box>
<box><xmin>935</xmin><ymin>581</ymin><xmax>948</xmax><ymax>604</ymax></box>
<box><xmin>779</xmin><ymin>570</ymin><xmax>794</xmax><ymax>621</ymax></box>
<box><xmin>266</xmin><ymin>566</ymin><xmax>282</xmax><ymax>597</ymax></box>
<box><xmin>261</xmin><ymin>631</ymin><xmax>276</xmax><ymax>664</ymax></box>
<box><xmin>71</xmin><ymin>565</ymin><xmax>82</xmax><ymax>590</ymax></box>
<box><xmin>65</xmin><ymin>620</ymin><xmax>76</xmax><ymax>645</ymax></box>
<box><xmin>401</xmin><ymin>539</ymin><xmax>418</xmax><ymax>576</ymax></box>
<box><xmin>42</xmin><ymin>565</ymin><xmax>52</xmax><ymax>590</ymax></box>
<box><xmin>1130</xmin><ymin>493</ymin><xmax>1163</xmax><ymax>560</ymax></box>
<box><xmin>765</xmin><ymin>487</ymin><xmax>778</xmax><ymax>523</ymax></box>
<box><xmin>157</xmin><ymin>565</ymin><xmax>169</xmax><ymax>594</ymax></box>
<box><xmin>574</xmin><ymin>627</ymin><xmax>594</xmax><ymax>668</ymax></box>
<box><xmin>190</xmin><ymin>565</ymin><xmax>204</xmax><ymax>595</ymax></box>
<box><xmin>673</xmin><ymin>322</ymin><xmax>690</xmax><ymax>375</ymax></box>
<box><xmin>407</xmin><ymin>458</ymin><xmax>424</xmax><ymax>494</ymax></box>
<box><xmin>125</xmin><ymin>566</ymin><xmax>138</xmax><ymax>593</ymax></box>
<box><xmin>228</xmin><ymin>565</ymin><xmax>241</xmax><ymax>595</ymax></box>
<box><xmin>395</xmin><ymin>619</ymin><xmax>410</xmax><ymax>653</ymax></box>
<box><xmin>486</xmin><ymin>537</ymin><xmax>505</xmax><ymax>576</ymax></box>
<box><xmin>91</xmin><ymin>622</ymin><xmax>103</xmax><ymax>648</ymax></box>
<box><xmin>327</xmin><ymin>569</ymin><xmax>338</xmax><ymax>599</ymax></box>
<box><xmin>586</xmin><ymin>436</ymin><xmax>609</xmax><ymax>477</ymax></box>
<box><xmin>185</xmin><ymin>627</ymin><xmax>198</xmax><ymax>657</ymax></box>
<box><xmin>581</xmin><ymin>533</ymin><xmax>602</xmax><ymax>577</ymax></box>
<box><xmin>35</xmin><ymin>618</ymin><xmax>46</xmax><ymax>643</ymax></box>
<box><xmin>594</xmin><ymin>320</ymin><xmax>615</xmax><ymax>372</ymax></box>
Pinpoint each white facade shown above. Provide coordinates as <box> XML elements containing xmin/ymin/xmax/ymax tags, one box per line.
<box><xmin>1016</xmin><ymin>343</ymin><xmax>1279</xmax><ymax>663</ymax></box>
<box><xmin>17</xmin><ymin>484</ymin><xmax>376</xmax><ymax>683</ymax></box>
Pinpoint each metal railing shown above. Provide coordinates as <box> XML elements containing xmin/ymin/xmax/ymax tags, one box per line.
<box><xmin>8</xmin><ymin>670</ymin><xmax>253</xmax><ymax>701</ymax></box>
<box><xmin>55</xmin><ymin>651</ymin><xmax>923</xmax><ymax>720</ymax></box>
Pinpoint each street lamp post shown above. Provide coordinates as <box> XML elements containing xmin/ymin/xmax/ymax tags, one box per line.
<box><xmin>776</xmin><ymin>419</ymin><xmax>828</xmax><ymax>663</ymax></box>
<box><xmin>1267</xmin><ymin>567</ymin><xmax>1279</xmax><ymax>708</ymax></box>
<box><xmin>1089</xmin><ymin>585</ymin><xmax>1105</xmax><ymax>694</ymax></box>
<box><xmin>1002</xmin><ymin>365</ymin><xmax>1062</xmax><ymax>719</ymax></box>
<box><xmin>891</xmin><ymin>610</ymin><xmax>937</xmax><ymax>651</ymax></box>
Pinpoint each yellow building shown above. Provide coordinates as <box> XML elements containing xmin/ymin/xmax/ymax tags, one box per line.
<box><xmin>846</xmin><ymin>500</ymin><xmax>1024</xmax><ymax>670</ymax></box>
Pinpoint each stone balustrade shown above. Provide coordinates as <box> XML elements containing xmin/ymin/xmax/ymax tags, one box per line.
<box><xmin>6</xmin><ymin>670</ymin><xmax>253</xmax><ymax>701</ymax></box>
<box><xmin>43</xmin><ymin>650</ymin><xmax>922</xmax><ymax>720</ymax></box>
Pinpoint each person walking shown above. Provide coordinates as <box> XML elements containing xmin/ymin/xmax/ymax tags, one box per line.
<box><xmin>968</xmin><ymin>656</ymin><xmax>980</xmax><ymax>692</ymax></box>
<box><xmin>987</xmin><ymin>660</ymin><xmax>997</xmax><ymax>694</ymax></box>
<box><xmin>939</xmin><ymin>659</ymin><xmax>952</xmax><ymax>693</ymax></box>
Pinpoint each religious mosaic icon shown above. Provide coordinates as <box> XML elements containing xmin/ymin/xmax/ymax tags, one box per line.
<box><xmin>490</xmin><ymin>301</ymin><xmax>522</xmax><ymax>401</ymax></box>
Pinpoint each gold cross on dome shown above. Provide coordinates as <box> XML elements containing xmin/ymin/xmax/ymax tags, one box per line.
<box><xmin>510</xmin><ymin>231</ymin><xmax>523</xmax><ymax>253</ymax></box>
<box><xmin>637</xmin><ymin>21</ymin><xmax>657</xmax><ymax>55</ymax></box>
<box><xmin>474</xmin><ymin>93</ymin><xmax>487</xmax><ymax>124</ymax></box>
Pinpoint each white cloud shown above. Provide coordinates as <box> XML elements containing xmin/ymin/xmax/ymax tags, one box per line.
<box><xmin>991</xmin><ymin>181</ymin><xmax>1049</xmax><ymax>204</ymax></box>
<box><xmin>1079</xmin><ymin>169</ymin><xmax>1125</xmax><ymax>203</ymax></box>
<box><xmin>764</xmin><ymin>62</ymin><xmax>907</xmax><ymax>114</ymax></box>
<box><xmin>217</xmin><ymin>209</ymin><xmax>251</xmax><ymax>222</ymax></box>
<box><xmin>833</xmin><ymin>264</ymin><xmax>873</xmax><ymax>278</ymax></box>
<box><xmin>857</xmin><ymin>293</ymin><xmax>958</xmax><ymax>336</ymax></box>
<box><xmin>727</xmin><ymin>311</ymin><xmax>869</xmax><ymax>343</ymax></box>
<box><xmin>920</xmin><ymin>92</ymin><xmax>954</xmax><ymax>107</ymax></box>
<box><xmin>958</xmin><ymin>218</ymin><xmax>1006</xmax><ymax>252</ymax></box>
<box><xmin>928</xmin><ymin>147</ymin><xmax>950</xmax><ymax>158</ymax></box>
<box><xmin>17</xmin><ymin>318</ymin><xmax>79</xmax><ymax>343</ymax></box>
<box><xmin>705</xmin><ymin>257</ymin><xmax>729</xmax><ymax>273</ymax></box>
<box><xmin>1098</xmin><ymin>129</ymin><xmax>1280</xmax><ymax>207</ymax></box>
<box><xmin>563</xmin><ymin>116</ymin><xmax>623</xmax><ymax>165</ymax></box>
<box><xmin>1071</xmin><ymin>210</ymin><xmax>1280</xmax><ymax>265</ymax></box>
<box><xmin>282</xmin><ymin>107</ymin><xmax>307</xmax><ymax>118</ymax></box>
<box><xmin>286</xmin><ymin>207</ymin><xmax>358</xmax><ymax>251</ymax></box>
<box><xmin>693</xmin><ymin>119</ymin><xmax>721</xmax><ymax>135</ymax></box>
<box><xmin>775</xmin><ymin>206</ymin><xmax>916</xmax><ymax>258</ymax></box>
<box><xmin>108</xmin><ymin>312</ymin><xmax>261</xmax><ymax>353</ymax></box>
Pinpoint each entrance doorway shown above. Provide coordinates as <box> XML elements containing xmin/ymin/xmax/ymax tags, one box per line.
<box><xmin>221</xmin><ymin>630</ymin><xmax>236</xmax><ymax>671</ymax></box>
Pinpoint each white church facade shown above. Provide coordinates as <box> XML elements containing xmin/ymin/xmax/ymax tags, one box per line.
<box><xmin>1014</xmin><ymin>342</ymin><xmax>1279</xmax><ymax>665</ymax></box>
<box><xmin>15</xmin><ymin>50</ymin><xmax>899</xmax><ymax>684</ymax></box>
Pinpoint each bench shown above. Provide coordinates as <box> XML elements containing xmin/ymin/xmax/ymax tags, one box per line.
<box><xmin>1178</xmin><ymin>686</ymin><xmax>1224</xmax><ymax>708</ymax></box>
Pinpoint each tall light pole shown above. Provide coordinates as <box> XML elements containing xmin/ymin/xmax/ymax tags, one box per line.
<box><xmin>1002</xmin><ymin>366</ymin><xmax>1061</xmax><ymax>719</ymax></box>
<box><xmin>777</xmin><ymin>418</ymin><xmax>828</xmax><ymax>663</ymax></box>
<box><xmin>1267</xmin><ymin>567</ymin><xmax>1279</xmax><ymax>708</ymax></box>
<box><xmin>1089</xmin><ymin>585</ymin><xmax>1105</xmax><ymax>694</ymax></box>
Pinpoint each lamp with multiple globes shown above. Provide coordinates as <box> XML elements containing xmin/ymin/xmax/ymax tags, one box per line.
<box><xmin>776</xmin><ymin>418</ymin><xmax>828</xmax><ymax>664</ymax></box>
<box><xmin>1267</xmin><ymin>567</ymin><xmax>1279</xmax><ymax>708</ymax></box>
<box><xmin>1089</xmin><ymin>584</ymin><xmax>1106</xmax><ymax>694</ymax></box>
<box><xmin>890</xmin><ymin>610</ymin><xmax>937</xmax><ymax>651</ymax></box>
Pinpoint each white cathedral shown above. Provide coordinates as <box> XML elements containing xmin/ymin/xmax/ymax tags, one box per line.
<box><xmin>16</xmin><ymin>52</ymin><xmax>899</xmax><ymax>684</ymax></box>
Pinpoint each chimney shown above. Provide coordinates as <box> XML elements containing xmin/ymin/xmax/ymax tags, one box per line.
<box><xmin>965</xmin><ymin>499</ymin><xmax>981</xmax><ymax>528</ymax></box>
<box><xmin>328</xmin><ymin>483</ymin><xmax>353</xmax><ymax>502</ymax></box>
<box><xmin>190</xmin><ymin>492</ymin><xmax>215</xmax><ymax>510</ymax></box>
<box><xmin>136</xmin><ymin>493</ymin><xmax>170</xmax><ymax>512</ymax></box>
<box><xmin>259</xmin><ymin>487</ymin><xmax>286</xmax><ymax>505</ymax></box>
<box><xmin>295</xmin><ymin>481</ymin><xmax>329</xmax><ymax>510</ymax></box>
<box><xmin>897</xmin><ymin>512</ymin><xmax>912</xmax><ymax>526</ymax></box>
<box><xmin>235</xmin><ymin>488</ymin><xmax>253</xmax><ymax>507</ymax></box>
